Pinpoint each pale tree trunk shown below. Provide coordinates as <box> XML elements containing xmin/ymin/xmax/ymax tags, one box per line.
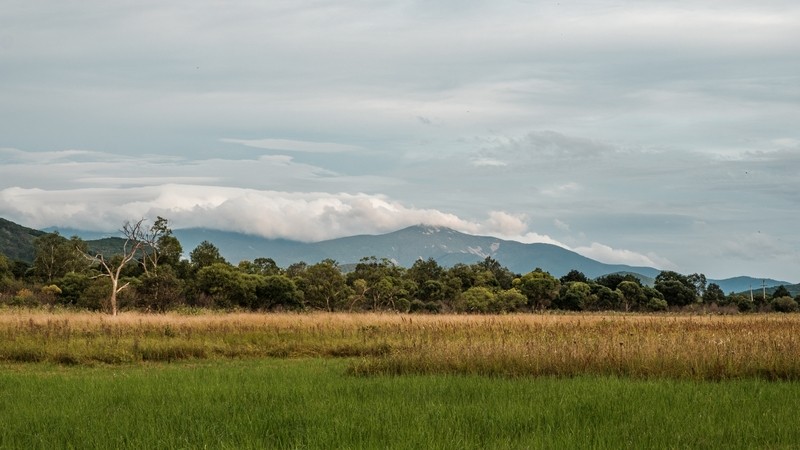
<box><xmin>110</xmin><ymin>277</ymin><xmax>119</xmax><ymax>317</ymax></box>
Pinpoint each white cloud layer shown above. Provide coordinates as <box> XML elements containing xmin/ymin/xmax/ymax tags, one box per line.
<box><xmin>0</xmin><ymin>181</ymin><xmax>667</xmax><ymax>268</ymax></box>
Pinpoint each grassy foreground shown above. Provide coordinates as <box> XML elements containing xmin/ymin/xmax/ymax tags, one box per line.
<box><xmin>2</xmin><ymin>311</ymin><xmax>800</xmax><ymax>380</ymax></box>
<box><xmin>2</xmin><ymin>359</ymin><xmax>800</xmax><ymax>449</ymax></box>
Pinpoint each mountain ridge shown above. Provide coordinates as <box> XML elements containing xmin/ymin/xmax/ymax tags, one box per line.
<box><xmin>171</xmin><ymin>224</ymin><xmax>795</xmax><ymax>293</ymax></box>
<box><xmin>1</xmin><ymin>218</ymin><xmax>794</xmax><ymax>293</ymax></box>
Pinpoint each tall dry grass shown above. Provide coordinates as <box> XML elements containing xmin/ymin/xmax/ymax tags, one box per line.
<box><xmin>2</xmin><ymin>310</ymin><xmax>799</xmax><ymax>380</ymax></box>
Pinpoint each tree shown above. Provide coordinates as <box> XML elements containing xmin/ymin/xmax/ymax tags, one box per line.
<box><xmin>617</xmin><ymin>281</ymin><xmax>646</xmax><ymax>311</ymax></box>
<box><xmin>155</xmin><ymin>235</ymin><xmax>183</xmax><ymax>268</ymax></box>
<box><xmin>588</xmin><ymin>284</ymin><xmax>622</xmax><ymax>311</ymax></box>
<box><xmin>556</xmin><ymin>281</ymin><xmax>592</xmax><ymax>311</ymax></box>
<box><xmin>54</xmin><ymin>272</ymin><xmax>91</xmax><ymax>306</ymax></box>
<box><xmin>346</xmin><ymin>257</ymin><xmax>407</xmax><ymax>310</ymax></box>
<box><xmin>461</xmin><ymin>286</ymin><xmax>496</xmax><ymax>313</ymax></box>
<box><xmin>254</xmin><ymin>275</ymin><xmax>302</xmax><ymax>310</ymax></box>
<box><xmin>514</xmin><ymin>268</ymin><xmax>560</xmax><ymax>310</ymax></box>
<box><xmin>80</xmin><ymin>220</ymin><xmax>147</xmax><ymax>316</ymax></box>
<box><xmin>195</xmin><ymin>263</ymin><xmax>260</xmax><ymax>308</ymax></box>
<box><xmin>702</xmin><ymin>283</ymin><xmax>726</xmax><ymax>304</ymax></box>
<box><xmin>0</xmin><ymin>254</ymin><xmax>9</xmax><ymax>278</ymax></box>
<box><xmin>560</xmin><ymin>270</ymin><xmax>589</xmax><ymax>284</ymax></box>
<box><xmin>771</xmin><ymin>296</ymin><xmax>799</xmax><ymax>313</ymax></box>
<box><xmin>654</xmin><ymin>271</ymin><xmax>697</xmax><ymax>307</ymax></box>
<box><xmin>641</xmin><ymin>286</ymin><xmax>668</xmax><ymax>311</ymax></box>
<box><xmin>687</xmin><ymin>273</ymin><xmax>707</xmax><ymax>297</ymax></box>
<box><xmin>0</xmin><ymin>254</ymin><xmax>13</xmax><ymax>292</ymax></box>
<box><xmin>494</xmin><ymin>288</ymin><xmax>528</xmax><ymax>313</ymax></box>
<box><xmin>137</xmin><ymin>216</ymin><xmax>179</xmax><ymax>274</ymax></box>
<box><xmin>134</xmin><ymin>266</ymin><xmax>184</xmax><ymax>311</ymax></box>
<box><xmin>407</xmin><ymin>258</ymin><xmax>453</xmax><ymax>303</ymax></box>
<box><xmin>239</xmin><ymin>257</ymin><xmax>282</xmax><ymax>276</ymax></box>
<box><xmin>190</xmin><ymin>241</ymin><xmax>227</xmax><ymax>269</ymax></box>
<box><xmin>33</xmin><ymin>233</ymin><xmax>88</xmax><ymax>282</ymax></box>
<box><xmin>476</xmin><ymin>257</ymin><xmax>516</xmax><ymax>289</ymax></box>
<box><xmin>595</xmin><ymin>273</ymin><xmax>641</xmax><ymax>290</ymax></box>
<box><xmin>772</xmin><ymin>285</ymin><xmax>791</xmax><ymax>300</ymax></box>
<box><xmin>298</xmin><ymin>259</ymin><xmax>351</xmax><ymax>311</ymax></box>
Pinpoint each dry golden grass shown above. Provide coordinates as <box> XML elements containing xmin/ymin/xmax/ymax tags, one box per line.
<box><xmin>2</xmin><ymin>310</ymin><xmax>799</xmax><ymax>380</ymax></box>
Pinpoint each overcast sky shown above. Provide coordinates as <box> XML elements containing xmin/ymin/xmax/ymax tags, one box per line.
<box><xmin>1</xmin><ymin>0</ymin><xmax>799</xmax><ymax>281</ymax></box>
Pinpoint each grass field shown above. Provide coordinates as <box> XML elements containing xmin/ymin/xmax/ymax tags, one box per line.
<box><xmin>2</xmin><ymin>310</ymin><xmax>800</xmax><ymax>448</ymax></box>
<box><xmin>2</xmin><ymin>359</ymin><xmax>800</xmax><ymax>449</ymax></box>
<box><xmin>2</xmin><ymin>310</ymin><xmax>800</xmax><ymax>380</ymax></box>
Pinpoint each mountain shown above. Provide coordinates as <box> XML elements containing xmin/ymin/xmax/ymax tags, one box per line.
<box><xmin>728</xmin><ymin>278</ymin><xmax>800</xmax><ymax>297</ymax></box>
<box><xmin>0</xmin><ymin>218</ymin><xmax>47</xmax><ymax>262</ymax></box>
<box><xmin>0</xmin><ymin>219</ymin><xmax>126</xmax><ymax>263</ymax></box>
<box><xmin>174</xmin><ymin>225</ymin><xmax>662</xmax><ymax>279</ymax></box>
<box><xmin>2</xmin><ymin>217</ymin><xmax>794</xmax><ymax>292</ymax></box>
<box><xmin>173</xmin><ymin>225</ymin><xmax>793</xmax><ymax>291</ymax></box>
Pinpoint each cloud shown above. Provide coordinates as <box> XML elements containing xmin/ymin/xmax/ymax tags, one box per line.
<box><xmin>541</xmin><ymin>182</ymin><xmax>581</xmax><ymax>197</ymax></box>
<box><xmin>221</xmin><ymin>138</ymin><xmax>364</xmax><ymax>153</ymax></box>
<box><xmin>0</xmin><ymin>182</ymin><xmax>672</xmax><ymax>269</ymax></box>
<box><xmin>470</xmin><ymin>157</ymin><xmax>507</xmax><ymax>167</ymax></box>
<box><xmin>0</xmin><ymin>184</ymin><xmax>529</xmax><ymax>243</ymax></box>
<box><xmin>553</xmin><ymin>219</ymin><xmax>570</xmax><ymax>232</ymax></box>
<box><xmin>573</xmin><ymin>242</ymin><xmax>675</xmax><ymax>270</ymax></box>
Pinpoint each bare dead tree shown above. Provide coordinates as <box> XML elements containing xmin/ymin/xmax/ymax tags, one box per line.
<box><xmin>81</xmin><ymin>219</ymin><xmax>147</xmax><ymax>316</ymax></box>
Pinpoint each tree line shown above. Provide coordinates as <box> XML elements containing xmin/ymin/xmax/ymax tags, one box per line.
<box><xmin>1</xmin><ymin>218</ymin><xmax>798</xmax><ymax>314</ymax></box>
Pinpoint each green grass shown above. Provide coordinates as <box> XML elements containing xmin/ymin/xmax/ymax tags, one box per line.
<box><xmin>2</xmin><ymin>359</ymin><xmax>799</xmax><ymax>449</ymax></box>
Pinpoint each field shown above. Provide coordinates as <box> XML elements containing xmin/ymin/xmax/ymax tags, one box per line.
<box><xmin>2</xmin><ymin>311</ymin><xmax>800</xmax><ymax>448</ymax></box>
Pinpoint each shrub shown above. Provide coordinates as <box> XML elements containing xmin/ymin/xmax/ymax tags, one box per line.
<box><xmin>409</xmin><ymin>299</ymin><xmax>427</xmax><ymax>313</ymax></box>
<box><xmin>395</xmin><ymin>298</ymin><xmax>411</xmax><ymax>313</ymax></box>
<box><xmin>771</xmin><ymin>296</ymin><xmax>799</xmax><ymax>313</ymax></box>
<box><xmin>737</xmin><ymin>297</ymin><xmax>755</xmax><ymax>313</ymax></box>
<box><xmin>644</xmin><ymin>297</ymin><xmax>668</xmax><ymax>312</ymax></box>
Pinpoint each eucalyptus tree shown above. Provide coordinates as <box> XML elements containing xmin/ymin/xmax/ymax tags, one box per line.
<box><xmin>514</xmin><ymin>268</ymin><xmax>560</xmax><ymax>310</ymax></box>
<box><xmin>33</xmin><ymin>232</ymin><xmax>88</xmax><ymax>282</ymax></box>
<box><xmin>346</xmin><ymin>256</ymin><xmax>408</xmax><ymax>310</ymax></box>
<box><xmin>298</xmin><ymin>259</ymin><xmax>352</xmax><ymax>311</ymax></box>
<box><xmin>80</xmin><ymin>219</ymin><xmax>147</xmax><ymax>316</ymax></box>
<box><xmin>654</xmin><ymin>271</ymin><xmax>697</xmax><ymax>307</ymax></box>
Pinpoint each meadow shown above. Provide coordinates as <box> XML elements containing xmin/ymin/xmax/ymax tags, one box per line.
<box><xmin>2</xmin><ymin>311</ymin><xmax>800</xmax><ymax>448</ymax></box>
<box><xmin>2</xmin><ymin>310</ymin><xmax>800</xmax><ymax>380</ymax></box>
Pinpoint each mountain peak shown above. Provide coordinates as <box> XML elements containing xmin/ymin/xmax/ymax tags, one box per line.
<box><xmin>404</xmin><ymin>224</ymin><xmax>458</xmax><ymax>235</ymax></box>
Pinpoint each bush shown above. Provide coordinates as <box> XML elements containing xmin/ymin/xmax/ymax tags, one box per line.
<box><xmin>395</xmin><ymin>298</ymin><xmax>411</xmax><ymax>313</ymax></box>
<box><xmin>410</xmin><ymin>299</ymin><xmax>440</xmax><ymax>313</ymax></box>
<box><xmin>644</xmin><ymin>297</ymin><xmax>668</xmax><ymax>312</ymax></box>
<box><xmin>409</xmin><ymin>299</ymin><xmax>427</xmax><ymax>313</ymax></box>
<box><xmin>737</xmin><ymin>297</ymin><xmax>755</xmax><ymax>313</ymax></box>
<box><xmin>770</xmin><ymin>297</ymin><xmax>799</xmax><ymax>313</ymax></box>
<box><xmin>462</xmin><ymin>287</ymin><xmax>494</xmax><ymax>313</ymax></box>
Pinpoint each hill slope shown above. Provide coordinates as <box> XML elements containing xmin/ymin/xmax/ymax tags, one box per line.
<box><xmin>0</xmin><ymin>218</ymin><xmax>47</xmax><ymax>262</ymax></box>
<box><xmin>0</xmin><ymin>218</ymin><xmax>127</xmax><ymax>263</ymax></box>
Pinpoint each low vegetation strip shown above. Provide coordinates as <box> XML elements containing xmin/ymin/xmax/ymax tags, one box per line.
<box><xmin>1</xmin><ymin>311</ymin><xmax>799</xmax><ymax>380</ymax></box>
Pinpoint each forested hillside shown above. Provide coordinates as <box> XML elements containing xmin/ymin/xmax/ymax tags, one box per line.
<box><xmin>0</xmin><ymin>218</ymin><xmax>46</xmax><ymax>262</ymax></box>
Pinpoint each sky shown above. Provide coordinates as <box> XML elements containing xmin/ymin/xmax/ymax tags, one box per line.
<box><xmin>1</xmin><ymin>0</ymin><xmax>799</xmax><ymax>281</ymax></box>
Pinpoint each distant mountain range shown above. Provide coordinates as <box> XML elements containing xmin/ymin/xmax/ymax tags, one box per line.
<box><xmin>1</xmin><ymin>217</ymin><xmax>795</xmax><ymax>295</ymax></box>
<box><xmin>174</xmin><ymin>225</ymin><xmax>663</xmax><ymax>278</ymax></box>
<box><xmin>170</xmin><ymin>225</ymin><xmax>793</xmax><ymax>294</ymax></box>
